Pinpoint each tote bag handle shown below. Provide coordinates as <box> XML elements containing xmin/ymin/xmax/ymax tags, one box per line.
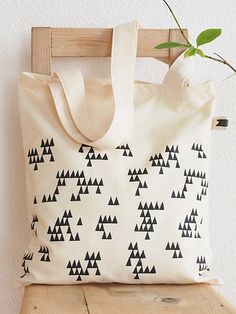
<box><xmin>49</xmin><ymin>20</ymin><xmax>140</xmax><ymax>150</ymax></box>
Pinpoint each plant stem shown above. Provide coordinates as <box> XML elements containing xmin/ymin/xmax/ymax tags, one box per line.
<box><xmin>163</xmin><ymin>0</ymin><xmax>191</xmax><ymax>46</ymax></box>
<box><xmin>214</xmin><ymin>53</ymin><xmax>236</xmax><ymax>73</ymax></box>
<box><xmin>162</xmin><ymin>0</ymin><xmax>236</xmax><ymax>74</ymax></box>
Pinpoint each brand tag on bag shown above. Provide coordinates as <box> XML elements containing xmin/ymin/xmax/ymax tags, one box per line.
<box><xmin>212</xmin><ymin>116</ymin><xmax>229</xmax><ymax>130</ymax></box>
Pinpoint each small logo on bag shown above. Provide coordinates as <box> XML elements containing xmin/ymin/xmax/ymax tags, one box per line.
<box><xmin>212</xmin><ymin>116</ymin><xmax>229</xmax><ymax>130</ymax></box>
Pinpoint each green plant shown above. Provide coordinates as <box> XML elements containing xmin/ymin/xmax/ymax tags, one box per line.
<box><xmin>155</xmin><ymin>0</ymin><xmax>236</xmax><ymax>75</ymax></box>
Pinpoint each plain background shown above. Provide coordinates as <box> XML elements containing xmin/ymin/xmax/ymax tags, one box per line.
<box><xmin>0</xmin><ymin>0</ymin><xmax>236</xmax><ymax>312</ymax></box>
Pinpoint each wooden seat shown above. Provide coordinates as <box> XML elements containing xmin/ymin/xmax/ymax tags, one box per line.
<box><xmin>20</xmin><ymin>283</ymin><xmax>236</xmax><ymax>314</ymax></box>
<box><xmin>20</xmin><ymin>26</ymin><xmax>236</xmax><ymax>314</ymax></box>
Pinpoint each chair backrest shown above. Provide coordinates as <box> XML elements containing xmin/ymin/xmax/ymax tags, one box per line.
<box><xmin>31</xmin><ymin>27</ymin><xmax>188</xmax><ymax>75</ymax></box>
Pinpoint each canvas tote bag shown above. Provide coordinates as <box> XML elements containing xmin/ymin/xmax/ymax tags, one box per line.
<box><xmin>18</xmin><ymin>20</ymin><xmax>221</xmax><ymax>285</ymax></box>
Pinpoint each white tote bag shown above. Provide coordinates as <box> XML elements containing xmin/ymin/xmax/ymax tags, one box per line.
<box><xmin>18</xmin><ymin>20</ymin><xmax>221</xmax><ymax>285</ymax></box>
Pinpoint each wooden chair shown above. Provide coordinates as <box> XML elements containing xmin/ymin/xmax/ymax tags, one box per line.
<box><xmin>20</xmin><ymin>26</ymin><xmax>236</xmax><ymax>314</ymax></box>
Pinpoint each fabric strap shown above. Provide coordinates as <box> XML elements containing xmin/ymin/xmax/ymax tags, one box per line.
<box><xmin>48</xmin><ymin>21</ymin><xmax>197</xmax><ymax>149</ymax></box>
<box><xmin>49</xmin><ymin>20</ymin><xmax>139</xmax><ymax>150</ymax></box>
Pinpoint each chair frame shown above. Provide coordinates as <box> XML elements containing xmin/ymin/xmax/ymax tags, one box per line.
<box><xmin>31</xmin><ymin>27</ymin><xmax>188</xmax><ymax>74</ymax></box>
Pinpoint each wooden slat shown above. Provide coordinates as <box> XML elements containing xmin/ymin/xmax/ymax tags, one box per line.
<box><xmin>31</xmin><ymin>27</ymin><xmax>52</xmax><ymax>75</ymax></box>
<box><xmin>20</xmin><ymin>284</ymin><xmax>88</xmax><ymax>314</ymax></box>
<box><xmin>31</xmin><ymin>27</ymin><xmax>189</xmax><ymax>74</ymax></box>
<box><xmin>51</xmin><ymin>28</ymin><xmax>188</xmax><ymax>63</ymax></box>
<box><xmin>169</xmin><ymin>29</ymin><xmax>188</xmax><ymax>65</ymax></box>
<box><xmin>20</xmin><ymin>283</ymin><xmax>236</xmax><ymax>314</ymax></box>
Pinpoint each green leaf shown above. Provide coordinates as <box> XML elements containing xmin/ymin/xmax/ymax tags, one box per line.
<box><xmin>196</xmin><ymin>48</ymin><xmax>205</xmax><ymax>58</ymax></box>
<box><xmin>196</xmin><ymin>29</ymin><xmax>221</xmax><ymax>47</ymax></box>
<box><xmin>154</xmin><ymin>41</ymin><xmax>190</xmax><ymax>49</ymax></box>
<box><xmin>184</xmin><ymin>46</ymin><xmax>196</xmax><ymax>58</ymax></box>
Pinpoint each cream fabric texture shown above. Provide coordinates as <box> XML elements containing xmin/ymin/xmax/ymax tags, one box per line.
<box><xmin>17</xmin><ymin>21</ymin><xmax>220</xmax><ymax>285</ymax></box>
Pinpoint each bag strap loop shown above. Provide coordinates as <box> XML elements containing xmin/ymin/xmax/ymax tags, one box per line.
<box><xmin>48</xmin><ymin>20</ymin><xmax>139</xmax><ymax>149</ymax></box>
<box><xmin>162</xmin><ymin>51</ymin><xmax>196</xmax><ymax>88</ymax></box>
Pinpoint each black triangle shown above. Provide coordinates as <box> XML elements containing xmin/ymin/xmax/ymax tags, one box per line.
<box><xmin>71</xmin><ymin>193</ymin><xmax>76</xmax><ymax>201</ymax></box>
<box><xmin>126</xmin><ymin>258</ymin><xmax>131</xmax><ymax>266</ymax></box>
<box><xmin>85</xmin><ymin>252</ymin><xmax>90</xmax><ymax>260</ymax></box>
<box><xmin>128</xmin><ymin>243</ymin><xmax>133</xmax><ymax>250</ymax></box>
<box><xmin>150</xmin><ymin>266</ymin><xmax>156</xmax><ymax>273</ymax></box>
<box><xmin>178</xmin><ymin>251</ymin><xmax>183</xmax><ymax>258</ymax></box>
<box><xmin>74</xmin><ymin>233</ymin><xmax>80</xmax><ymax>241</ymax></box>
<box><xmin>77</xmin><ymin>218</ymin><xmax>82</xmax><ymax>225</ymax></box>
<box><xmin>173</xmin><ymin>251</ymin><xmax>178</xmax><ymax>258</ymax></box>
<box><xmin>95</xmin><ymin>252</ymin><xmax>101</xmax><ymax>260</ymax></box>
<box><xmin>114</xmin><ymin>197</ymin><xmax>119</xmax><ymax>205</ymax></box>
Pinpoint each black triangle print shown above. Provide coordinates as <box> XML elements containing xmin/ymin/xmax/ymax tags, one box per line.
<box><xmin>95</xmin><ymin>252</ymin><xmax>101</xmax><ymax>261</ymax></box>
<box><xmin>126</xmin><ymin>258</ymin><xmax>132</xmax><ymax>266</ymax></box>
<box><xmin>74</xmin><ymin>233</ymin><xmax>80</xmax><ymax>241</ymax></box>
<box><xmin>85</xmin><ymin>252</ymin><xmax>90</xmax><ymax>261</ymax></box>
<box><xmin>114</xmin><ymin>197</ymin><xmax>119</xmax><ymax>205</ymax></box>
<box><xmin>77</xmin><ymin>218</ymin><xmax>82</xmax><ymax>225</ymax></box>
<box><xmin>128</xmin><ymin>243</ymin><xmax>133</xmax><ymax>250</ymax></box>
<box><xmin>159</xmin><ymin>203</ymin><xmax>164</xmax><ymax>210</ymax></box>
<box><xmin>69</xmin><ymin>234</ymin><xmax>74</xmax><ymax>241</ymax></box>
<box><xmin>108</xmin><ymin>197</ymin><xmax>113</xmax><ymax>205</ymax></box>
<box><xmin>143</xmin><ymin>266</ymin><xmax>149</xmax><ymax>273</ymax></box>
<box><xmin>173</xmin><ymin>251</ymin><xmax>178</xmax><ymax>258</ymax></box>
<box><xmin>137</xmin><ymin>259</ymin><xmax>142</xmax><ymax>267</ymax></box>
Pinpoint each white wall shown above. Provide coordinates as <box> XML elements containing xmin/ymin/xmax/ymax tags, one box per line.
<box><xmin>0</xmin><ymin>0</ymin><xmax>235</xmax><ymax>312</ymax></box>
